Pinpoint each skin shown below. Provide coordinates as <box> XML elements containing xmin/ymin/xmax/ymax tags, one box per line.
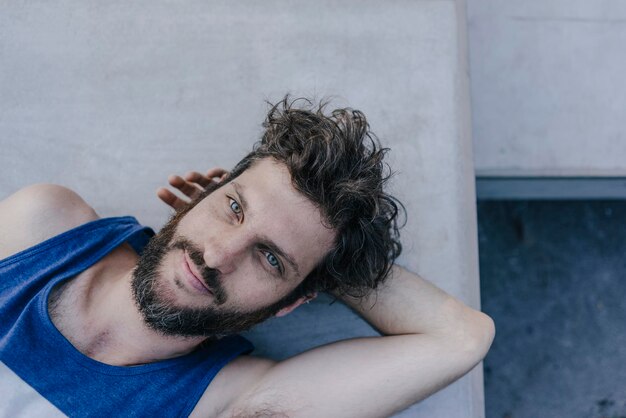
<box><xmin>169</xmin><ymin>159</ymin><xmax>334</xmax><ymax>315</ymax></box>
<box><xmin>0</xmin><ymin>158</ymin><xmax>495</xmax><ymax>418</ymax></box>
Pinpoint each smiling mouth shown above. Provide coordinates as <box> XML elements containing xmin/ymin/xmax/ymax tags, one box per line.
<box><xmin>182</xmin><ymin>251</ymin><xmax>212</xmax><ymax>295</ymax></box>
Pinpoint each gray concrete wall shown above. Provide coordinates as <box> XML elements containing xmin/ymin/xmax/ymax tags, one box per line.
<box><xmin>1</xmin><ymin>2</ymin><xmax>483</xmax><ymax>416</ymax></box>
<box><xmin>469</xmin><ymin>0</ymin><xmax>626</xmax><ymax>177</ymax></box>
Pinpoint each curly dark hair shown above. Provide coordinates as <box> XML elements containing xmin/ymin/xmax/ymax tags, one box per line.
<box><xmin>228</xmin><ymin>97</ymin><xmax>405</xmax><ymax>302</ymax></box>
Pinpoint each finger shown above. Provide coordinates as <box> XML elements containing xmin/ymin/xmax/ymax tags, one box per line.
<box><xmin>206</xmin><ymin>168</ymin><xmax>229</xmax><ymax>182</ymax></box>
<box><xmin>156</xmin><ymin>187</ymin><xmax>188</xmax><ymax>211</ymax></box>
<box><xmin>184</xmin><ymin>171</ymin><xmax>214</xmax><ymax>188</ymax></box>
<box><xmin>168</xmin><ymin>175</ymin><xmax>204</xmax><ymax>199</ymax></box>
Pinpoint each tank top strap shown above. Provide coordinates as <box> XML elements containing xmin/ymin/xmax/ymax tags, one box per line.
<box><xmin>0</xmin><ymin>216</ymin><xmax>154</xmax><ymax>281</ymax></box>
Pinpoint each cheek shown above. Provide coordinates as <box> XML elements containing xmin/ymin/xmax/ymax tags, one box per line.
<box><xmin>178</xmin><ymin>203</ymin><xmax>221</xmax><ymax>238</ymax></box>
<box><xmin>228</xmin><ymin>270</ymin><xmax>291</xmax><ymax>307</ymax></box>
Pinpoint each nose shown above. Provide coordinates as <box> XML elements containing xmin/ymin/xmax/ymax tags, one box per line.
<box><xmin>202</xmin><ymin>233</ymin><xmax>249</xmax><ymax>275</ymax></box>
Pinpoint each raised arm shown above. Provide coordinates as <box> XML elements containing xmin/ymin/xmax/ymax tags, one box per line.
<box><xmin>225</xmin><ymin>266</ymin><xmax>494</xmax><ymax>417</ymax></box>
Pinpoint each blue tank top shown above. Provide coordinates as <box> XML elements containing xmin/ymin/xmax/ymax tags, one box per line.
<box><xmin>0</xmin><ymin>216</ymin><xmax>254</xmax><ymax>417</ymax></box>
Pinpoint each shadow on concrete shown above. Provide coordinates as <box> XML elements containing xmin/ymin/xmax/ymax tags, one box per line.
<box><xmin>478</xmin><ymin>201</ymin><xmax>626</xmax><ymax>418</ymax></box>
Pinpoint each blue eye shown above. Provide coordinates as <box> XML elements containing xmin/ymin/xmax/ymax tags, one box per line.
<box><xmin>229</xmin><ymin>198</ymin><xmax>241</xmax><ymax>214</ymax></box>
<box><xmin>265</xmin><ymin>252</ymin><xmax>280</xmax><ymax>269</ymax></box>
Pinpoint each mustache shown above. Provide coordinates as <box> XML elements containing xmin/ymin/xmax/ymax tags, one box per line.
<box><xmin>171</xmin><ymin>239</ymin><xmax>227</xmax><ymax>305</ymax></box>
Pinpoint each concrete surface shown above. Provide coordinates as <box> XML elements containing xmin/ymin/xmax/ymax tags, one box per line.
<box><xmin>468</xmin><ymin>0</ymin><xmax>626</xmax><ymax>177</ymax></box>
<box><xmin>477</xmin><ymin>200</ymin><xmax>626</xmax><ymax>418</ymax></box>
<box><xmin>1</xmin><ymin>1</ymin><xmax>484</xmax><ymax>416</ymax></box>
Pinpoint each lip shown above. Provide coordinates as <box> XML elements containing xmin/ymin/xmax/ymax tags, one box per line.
<box><xmin>182</xmin><ymin>251</ymin><xmax>212</xmax><ymax>295</ymax></box>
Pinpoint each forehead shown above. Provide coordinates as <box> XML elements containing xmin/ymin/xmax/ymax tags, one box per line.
<box><xmin>221</xmin><ymin>159</ymin><xmax>334</xmax><ymax>277</ymax></box>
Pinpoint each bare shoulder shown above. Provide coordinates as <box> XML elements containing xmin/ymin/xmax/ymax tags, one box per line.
<box><xmin>190</xmin><ymin>355</ymin><xmax>277</xmax><ymax>418</ymax></box>
<box><xmin>0</xmin><ymin>184</ymin><xmax>99</xmax><ymax>260</ymax></box>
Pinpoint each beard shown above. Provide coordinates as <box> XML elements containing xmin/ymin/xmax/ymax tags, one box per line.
<box><xmin>131</xmin><ymin>186</ymin><xmax>297</xmax><ymax>339</ymax></box>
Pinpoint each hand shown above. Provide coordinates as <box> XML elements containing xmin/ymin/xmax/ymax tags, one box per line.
<box><xmin>156</xmin><ymin>167</ymin><xmax>229</xmax><ymax>211</ymax></box>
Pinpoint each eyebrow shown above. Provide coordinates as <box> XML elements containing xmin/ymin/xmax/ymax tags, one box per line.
<box><xmin>231</xmin><ymin>181</ymin><xmax>302</xmax><ymax>279</ymax></box>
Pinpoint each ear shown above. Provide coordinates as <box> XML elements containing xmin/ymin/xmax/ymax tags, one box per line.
<box><xmin>274</xmin><ymin>292</ymin><xmax>318</xmax><ymax>318</ymax></box>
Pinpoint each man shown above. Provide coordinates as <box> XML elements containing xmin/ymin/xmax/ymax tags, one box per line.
<box><xmin>0</xmin><ymin>98</ymin><xmax>494</xmax><ymax>417</ymax></box>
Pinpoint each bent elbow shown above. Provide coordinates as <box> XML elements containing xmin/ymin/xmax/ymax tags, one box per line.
<box><xmin>463</xmin><ymin>311</ymin><xmax>496</xmax><ymax>363</ymax></box>
<box><xmin>477</xmin><ymin>312</ymin><xmax>496</xmax><ymax>356</ymax></box>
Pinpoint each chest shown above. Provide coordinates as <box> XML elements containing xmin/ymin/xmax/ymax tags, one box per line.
<box><xmin>47</xmin><ymin>244</ymin><xmax>138</xmax><ymax>358</ymax></box>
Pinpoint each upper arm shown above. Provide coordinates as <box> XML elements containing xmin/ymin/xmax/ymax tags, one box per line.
<box><xmin>190</xmin><ymin>355</ymin><xmax>277</xmax><ymax>418</ymax></box>
<box><xmin>0</xmin><ymin>184</ymin><xmax>99</xmax><ymax>260</ymax></box>
<box><xmin>224</xmin><ymin>314</ymin><xmax>494</xmax><ymax>418</ymax></box>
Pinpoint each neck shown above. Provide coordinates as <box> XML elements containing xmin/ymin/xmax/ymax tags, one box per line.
<box><xmin>50</xmin><ymin>245</ymin><xmax>207</xmax><ymax>366</ymax></box>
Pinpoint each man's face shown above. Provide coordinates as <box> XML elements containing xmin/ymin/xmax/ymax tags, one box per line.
<box><xmin>132</xmin><ymin>158</ymin><xmax>335</xmax><ymax>338</ymax></box>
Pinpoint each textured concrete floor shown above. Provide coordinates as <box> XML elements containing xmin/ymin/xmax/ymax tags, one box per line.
<box><xmin>477</xmin><ymin>201</ymin><xmax>626</xmax><ymax>418</ymax></box>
